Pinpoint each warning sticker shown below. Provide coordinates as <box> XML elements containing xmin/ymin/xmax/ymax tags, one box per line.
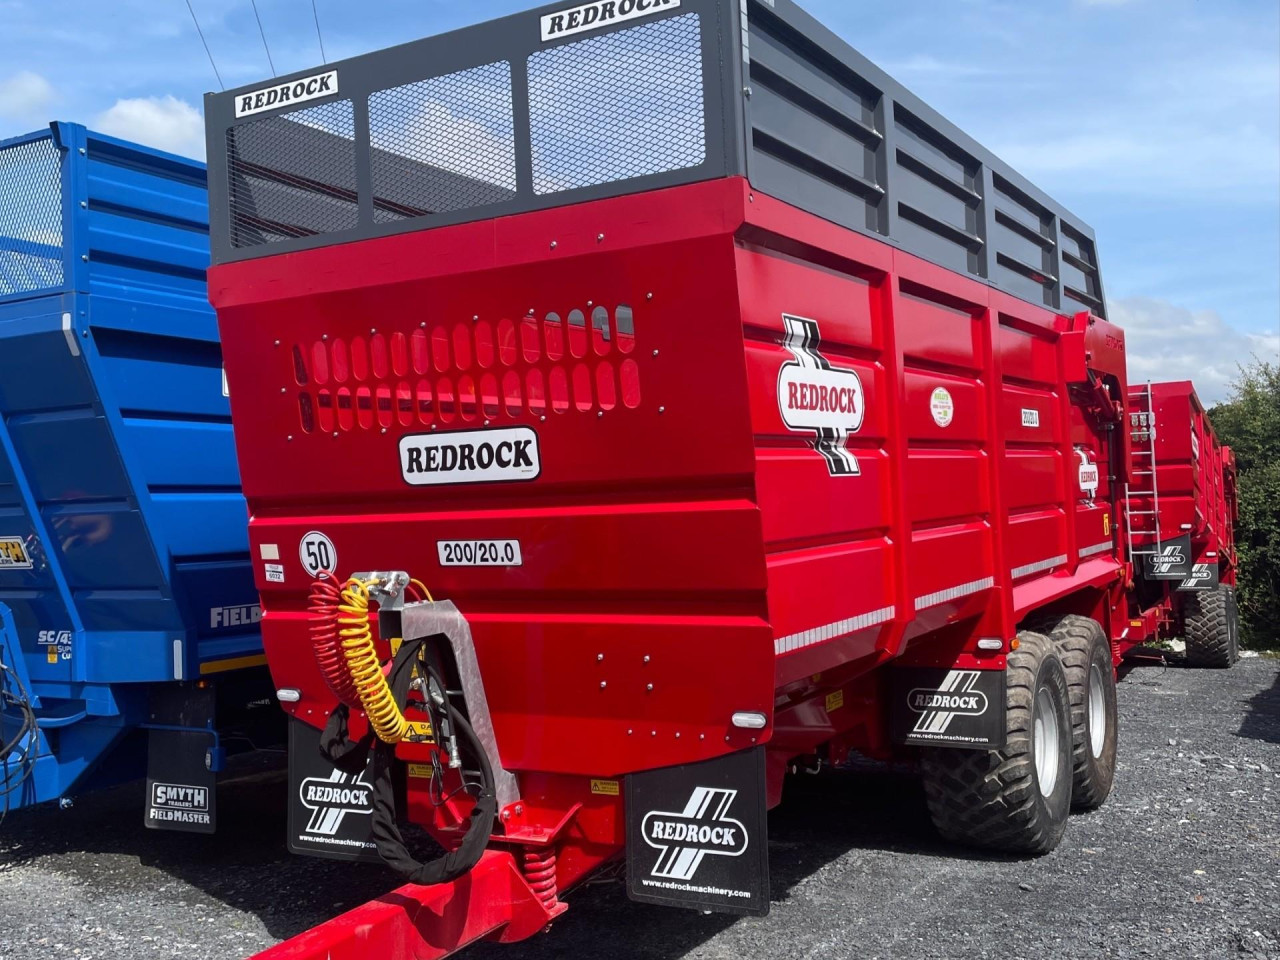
<box><xmin>825</xmin><ymin>690</ymin><xmax>844</xmax><ymax>712</ymax></box>
<box><xmin>0</xmin><ymin>537</ymin><xmax>33</xmax><ymax>570</ymax></box>
<box><xmin>929</xmin><ymin>387</ymin><xmax>954</xmax><ymax>428</ymax></box>
<box><xmin>591</xmin><ymin>779</ymin><xmax>621</xmax><ymax>796</ymax></box>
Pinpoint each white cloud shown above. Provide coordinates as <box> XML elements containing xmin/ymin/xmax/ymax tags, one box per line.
<box><xmin>0</xmin><ymin>70</ymin><xmax>55</xmax><ymax>123</ymax></box>
<box><xmin>1109</xmin><ymin>297</ymin><xmax>1280</xmax><ymax>406</ymax></box>
<box><xmin>94</xmin><ymin>95</ymin><xmax>205</xmax><ymax>160</ymax></box>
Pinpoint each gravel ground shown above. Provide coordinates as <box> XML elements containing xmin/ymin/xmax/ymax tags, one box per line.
<box><xmin>1</xmin><ymin>656</ymin><xmax>1277</xmax><ymax>960</ymax></box>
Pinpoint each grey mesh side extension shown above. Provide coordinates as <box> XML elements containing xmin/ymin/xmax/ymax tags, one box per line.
<box><xmin>204</xmin><ymin>0</ymin><xmax>1104</xmax><ymax>318</ymax></box>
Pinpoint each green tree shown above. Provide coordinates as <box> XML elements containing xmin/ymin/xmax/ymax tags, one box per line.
<box><xmin>1208</xmin><ymin>359</ymin><xmax>1280</xmax><ymax>648</ymax></box>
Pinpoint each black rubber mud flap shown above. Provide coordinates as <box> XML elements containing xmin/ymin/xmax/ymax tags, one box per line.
<box><xmin>1177</xmin><ymin>562</ymin><xmax>1220</xmax><ymax>591</ymax></box>
<box><xmin>145</xmin><ymin>684</ymin><xmax>217</xmax><ymax>834</ymax></box>
<box><xmin>1143</xmin><ymin>532</ymin><xmax>1194</xmax><ymax>580</ymax></box>
<box><xmin>286</xmin><ymin>717</ymin><xmax>381</xmax><ymax>863</ymax></box>
<box><xmin>891</xmin><ymin>667</ymin><xmax>1007</xmax><ymax>750</ymax></box>
<box><xmin>626</xmin><ymin>747</ymin><xmax>770</xmax><ymax>917</ymax></box>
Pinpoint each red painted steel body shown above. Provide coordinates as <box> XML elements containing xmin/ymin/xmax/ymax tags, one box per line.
<box><xmin>1113</xmin><ymin>380</ymin><xmax>1238</xmax><ymax>651</ymax></box>
<box><xmin>1125</xmin><ymin>381</ymin><xmax>1236</xmax><ymax>582</ymax></box>
<box><xmin>209</xmin><ymin>178</ymin><xmax>1217</xmax><ymax>958</ymax></box>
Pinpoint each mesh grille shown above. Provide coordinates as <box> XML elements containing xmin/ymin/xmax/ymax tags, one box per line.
<box><xmin>528</xmin><ymin>13</ymin><xmax>705</xmax><ymax>195</ymax></box>
<box><xmin>0</xmin><ymin>136</ymin><xmax>64</xmax><ymax>296</ymax></box>
<box><xmin>226</xmin><ymin>99</ymin><xmax>358</xmax><ymax>248</ymax></box>
<box><xmin>369</xmin><ymin>62</ymin><xmax>517</xmax><ymax>222</ymax></box>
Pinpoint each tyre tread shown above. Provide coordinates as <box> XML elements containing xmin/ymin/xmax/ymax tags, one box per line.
<box><xmin>1185</xmin><ymin>586</ymin><xmax>1233</xmax><ymax>668</ymax></box>
<box><xmin>920</xmin><ymin>632</ymin><xmax>1069</xmax><ymax>854</ymax></box>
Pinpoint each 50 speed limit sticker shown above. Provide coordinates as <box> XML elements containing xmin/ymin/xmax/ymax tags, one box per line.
<box><xmin>299</xmin><ymin>531</ymin><xmax>338</xmax><ymax>577</ymax></box>
<box><xmin>437</xmin><ymin>540</ymin><xmax>522</xmax><ymax>567</ymax></box>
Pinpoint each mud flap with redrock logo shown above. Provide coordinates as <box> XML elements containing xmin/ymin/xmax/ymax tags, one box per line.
<box><xmin>287</xmin><ymin>718</ymin><xmax>381</xmax><ymax>863</ymax></box>
<box><xmin>626</xmin><ymin>748</ymin><xmax>769</xmax><ymax>916</ymax></box>
<box><xmin>1176</xmin><ymin>562</ymin><xmax>1219</xmax><ymax>592</ymax></box>
<box><xmin>1143</xmin><ymin>533</ymin><xmax>1194</xmax><ymax>581</ymax></box>
<box><xmin>892</xmin><ymin>668</ymin><xmax>1006</xmax><ymax>750</ymax></box>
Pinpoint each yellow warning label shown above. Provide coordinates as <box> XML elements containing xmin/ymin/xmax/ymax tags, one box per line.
<box><xmin>46</xmin><ymin>646</ymin><xmax>58</xmax><ymax>664</ymax></box>
<box><xmin>407</xmin><ymin>763</ymin><xmax>432</xmax><ymax>779</ymax></box>
<box><xmin>1103</xmin><ymin>512</ymin><xmax>1111</xmax><ymax>535</ymax></box>
<box><xmin>590</xmin><ymin>779</ymin><xmax>620</xmax><ymax>796</ymax></box>
<box><xmin>405</xmin><ymin>721</ymin><xmax>433</xmax><ymax>740</ymax></box>
<box><xmin>1130</xmin><ymin>619</ymin><xmax>1143</xmax><ymax>628</ymax></box>
<box><xmin>825</xmin><ymin>690</ymin><xmax>844</xmax><ymax>713</ymax></box>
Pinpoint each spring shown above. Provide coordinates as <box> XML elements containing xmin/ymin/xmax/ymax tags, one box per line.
<box><xmin>521</xmin><ymin>850</ymin><xmax>558</xmax><ymax>909</ymax></box>
<box><xmin>308</xmin><ymin>578</ymin><xmax>362</xmax><ymax>709</ymax></box>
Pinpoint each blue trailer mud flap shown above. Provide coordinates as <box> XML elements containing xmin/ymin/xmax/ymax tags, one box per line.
<box><xmin>891</xmin><ymin>667</ymin><xmax>1007</xmax><ymax>750</ymax></box>
<box><xmin>144</xmin><ymin>684</ymin><xmax>217</xmax><ymax>833</ymax></box>
<box><xmin>626</xmin><ymin>747</ymin><xmax>770</xmax><ymax>917</ymax></box>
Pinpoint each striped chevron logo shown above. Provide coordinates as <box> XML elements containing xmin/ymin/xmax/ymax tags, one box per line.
<box><xmin>641</xmin><ymin>786</ymin><xmax>749</xmax><ymax>881</ymax></box>
<box><xmin>300</xmin><ymin>768</ymin><xmax>374</xmax><ymax>837</ymax></box>
<box><xmin>909</xmin><ymin>670</ymin><xmax>989</xmax><ymax>734</ymax></box>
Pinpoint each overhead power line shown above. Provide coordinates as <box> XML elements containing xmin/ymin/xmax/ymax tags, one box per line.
<box><xmin>250</xmin><ymin>0</ymin><xmax>277</xmax><ymax>77</ymax></box>
<box><xmin>184</xmin><ymin>0</ymin><xmax>225</xmax><ymax>90</ymax></box>
<box><xmin>311</xmin><ymin>0</ymin><xmax>327</xmax><ymax>63</ymax></box>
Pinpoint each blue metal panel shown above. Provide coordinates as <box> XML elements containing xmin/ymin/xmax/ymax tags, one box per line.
<box><xmin>0</xmin><ymin>124</ymin><xmax>262</xmax><ymax>810</ymax></box>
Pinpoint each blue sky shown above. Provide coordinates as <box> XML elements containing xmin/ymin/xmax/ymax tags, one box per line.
<box><xmin>1</xmin><ymin>0</ymin><xmax>1276</xmax><ymax>402</ymax></box>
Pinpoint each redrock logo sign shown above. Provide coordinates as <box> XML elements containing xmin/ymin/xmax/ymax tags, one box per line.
<box><xmin>300</xmin><ymin>771</ymin><xmax>374</xmax><ymax>837</ymax></box>
<box><xmin>399</xmin><ymin>427</ymin><xmax>541</xmax><ymax>487</ymax></box>
<box><xmin>540</xmin><ymin>0</ymin><xmax>680</xmax><ymax>41</ymax></box>
<box><xmin>234</xmin><ymin>71</ymin><xmax>339</xmax><ymax>118</ymax></box>
<box><xmin>776</xmin><ymin>314</ymin><xmax>865</xmax><ymax>477</ymax></box>
<box><xmin>641</xmin><ymin>786</ymin><xmax>749</xmax><ymax>881</ymax></box>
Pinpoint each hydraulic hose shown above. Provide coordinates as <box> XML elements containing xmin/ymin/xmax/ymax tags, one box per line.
<box><xmin>308</xmin><ymin>578</ymin><xmax>362</xmax><ymax>710</ymax></box>
<box><xmin>319</xmin><ymin>635</ymin><xmax>496</xmax><ymax>886</ymax></box>
<box><xmin>309</xmin><ymin>577</ymin><xmax>411</xmax><ymax>744</ymax></box>
<box><xmin>335</xmin><ymin>579</ymin><xmax>410</xmax><ymax>745</ymax></box>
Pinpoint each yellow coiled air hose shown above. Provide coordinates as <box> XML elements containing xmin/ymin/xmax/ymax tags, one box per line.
<box><xmin>338</xmin><ymin>578</ymin><xmax>410</xmax><ymax>744</ymax></box>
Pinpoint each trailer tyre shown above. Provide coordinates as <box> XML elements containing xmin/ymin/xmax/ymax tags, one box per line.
<box><xmin>920</xmin><ymin>631</ymin><xmax>1073</xmax><ymax>855</ymax></box>
<box><xmin>1041</xmin><ymin>615</ymin><xmax>1117</xmax><ymax>811</ymax></box>
<box><xmin>1184</xmin><ymin>583</ymin><xmax>1237</xmax><ymax>669</ymax></box>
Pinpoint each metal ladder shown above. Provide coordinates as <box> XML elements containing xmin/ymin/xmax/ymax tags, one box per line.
<box><xmin>1124</xmin><ymin>381</ymin><xmax>1162</xmax><ymax>557</ymax></box>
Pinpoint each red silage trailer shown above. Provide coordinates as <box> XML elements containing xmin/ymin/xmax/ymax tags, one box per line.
<box><xmin>1122</xmin><ymin>381</ymin><xmax>1240</xmax><ymax>666</ymax></box>
<box><xmin>200</xmin><ymin>1</ymin><xmax>1240</xmax><ymax>956</ymax></box>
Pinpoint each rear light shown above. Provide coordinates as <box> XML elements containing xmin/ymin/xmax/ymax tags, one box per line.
<box><xmin>731</xmin><ymin>711</ymin><xmax>767</xmax><ymax>729</ymax></box>
<box><xmin>276</xmin><ymin>688</ymin><xmax>301</xmax><ymax>702</ymax></box>
<box><xmin>977</xmin><ymin>637</ymin><xmax>1003</xmax><ymax>651</ymax></box>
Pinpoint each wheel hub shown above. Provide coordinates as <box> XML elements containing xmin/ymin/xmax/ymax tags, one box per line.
<box><xmin>1034</xmin><ymin>687</ymin><xmax>1062</xmax><ymax>797</ymax></box>
<box><xmin>1088</xmin><ymin>663</ymin><xmax>1107</xmax><ymax>758</ymax></box>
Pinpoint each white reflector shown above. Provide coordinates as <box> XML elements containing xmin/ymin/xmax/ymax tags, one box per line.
<box><xmin>276</xmin><ymin>688</ymin><xmax>301</xmax><ymax>702</ymax></box>
<box><xmin>977</xmin><ymin>638</ymin><xmax>1004</xmax><ymax>651</ymax></box>
<box><xmin>731</xmin><ymin>711</ymin><xmax>767</xmax><ymax>729</ymax></box>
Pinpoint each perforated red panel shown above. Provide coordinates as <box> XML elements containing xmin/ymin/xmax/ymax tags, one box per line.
<box><xmin>292</xmin><ymin>307</ymin><xmax>640</xmax><ymax>434</ymax></box>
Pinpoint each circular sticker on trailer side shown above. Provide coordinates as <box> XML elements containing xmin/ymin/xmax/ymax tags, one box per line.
<box><xmin>299</xmin><ymin>531</ymin><xmax>338</xmax><ymax>578</ymax></box>
<box><xmin>930</xmin><ymin>387</ymin><xmax>954</xmax><ymax>427</ymax></box>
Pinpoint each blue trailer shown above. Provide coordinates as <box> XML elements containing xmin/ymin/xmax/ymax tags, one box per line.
<box><xmin>0</xmin><ymin>122</ymin><xmax>273</xmax><ymax>827</ymax></box>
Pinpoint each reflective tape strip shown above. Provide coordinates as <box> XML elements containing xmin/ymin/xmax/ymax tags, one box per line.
<box><xmin>1079</xmin><ymin>540</ymin><xmax>1114</xmax><ymax>558</ymax></box>
<box><xmin>914</xmin><ymin>576</ymin><xmax>995</xmax><ymax>612</ymax></box>
<box><xmin>774</xmin><ymin>605</ymin><xmax>896</xmax><ymax>656</ymax></box>
<box><xmin>1010</xmin><ymin>554</ymin><xmax>1068</xmax><ymax>579</ymax></box>
<box><xmin>62</xmin><ymin>313</ymin><xmax>80</xmax><ymax>357</ymax></box>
